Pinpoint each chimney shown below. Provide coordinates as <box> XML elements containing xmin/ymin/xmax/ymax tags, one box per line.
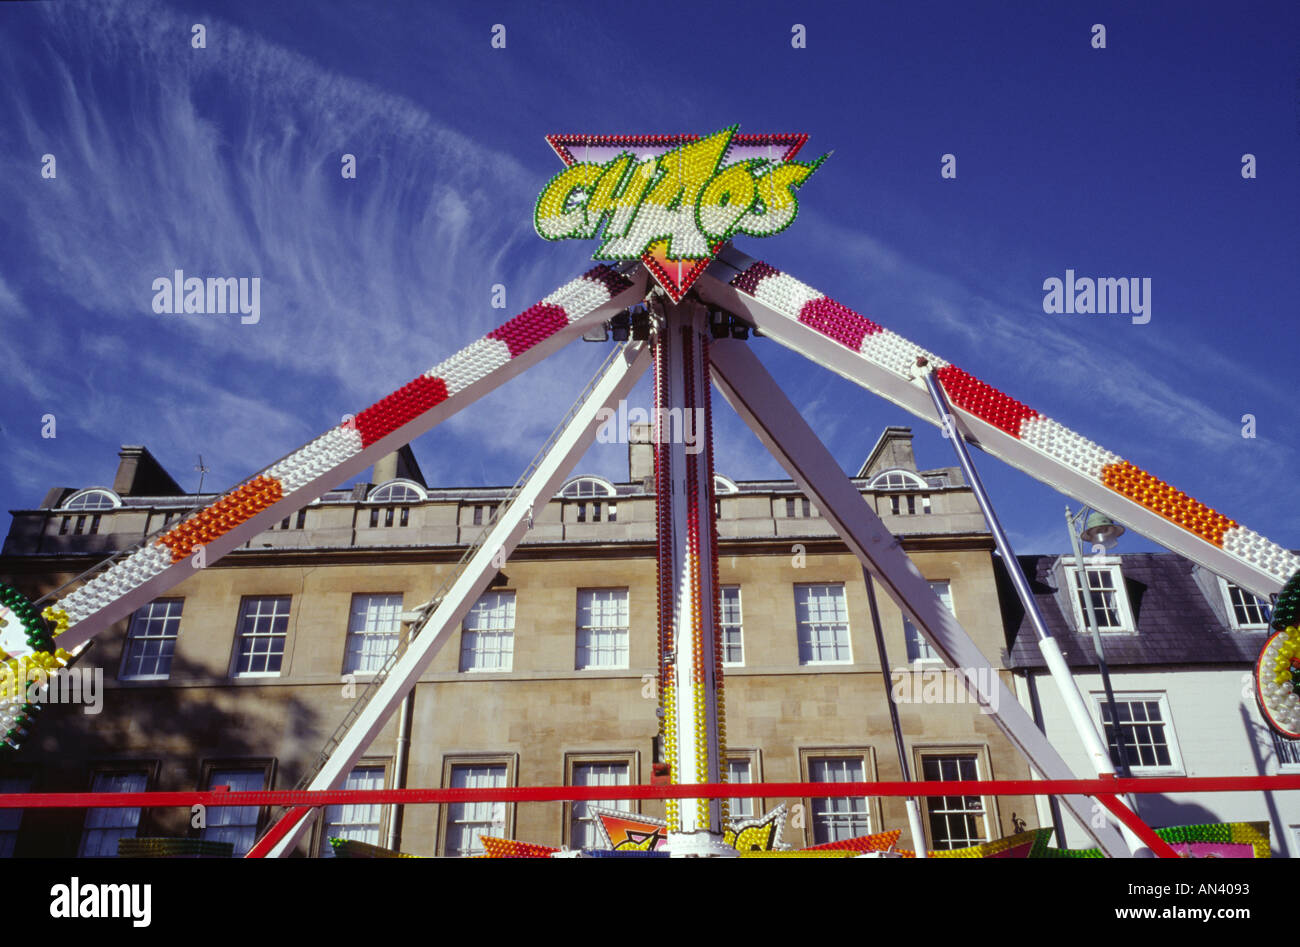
<box><xmin>371</xmin><ymin>444</ymin><xmax>427</xmax><ymax>487</ymax></box>
<box><xmin>857</xmin><ymin>426</ymin><xmax>917</xmax><ymax>478</ymax></box>
<box><xmin>113</xmin><ymin>446</ymin><xmax>183</xmax><ymax>496</ymax></box>
<box><xmin>628</xmin><ymin>422</ymin><xmax>654</xmax><ymax>490</ymax></box>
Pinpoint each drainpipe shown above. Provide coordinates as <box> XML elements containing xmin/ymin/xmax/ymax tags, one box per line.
<box><xmin>386</xmin><ymin>690</ymin><xmax>414</xmax><ymax>851</ymax></box>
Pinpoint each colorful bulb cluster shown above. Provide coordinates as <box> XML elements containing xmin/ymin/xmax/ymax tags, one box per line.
<box><xmin>0</xmin><ymin>584</ymin><xmax>66</xmax><ymax>752</ymax></box>
<box><xmin>803</xmin><ymin>828</ymin><xmax>904</xmax><ymax>854</ymax></box>
<box><xmin>934</xmin><ymin>364</ymin><xmax>1040</xmax><ymax>438</ymax></box>
<box><xmin>729</xmin><ymin>256</ymin><xmax>1296</xmax><ymax>588</ymax></box>
<box><xmin>1256</xmin><ymin>627</ymin><xmax>1300</xmax><ymax>737</ymax></box>
<box><xmin>1100</xmin><ymin>461</ymin><xmax>1236</xmax><ymax>546</ymax></box>
<box><xmin>479</xmin><ymin>836</ymin><xmax>558</xmax><ymax>858</ymax></box>
<box><xmin>486</xmin><ymin>303</ymin><xmax>569</xmax><ymax>359</ymax></box>
<box><xmin>1270</xmin><ymin>569</ymin><xmax>1300</xmax><ymax>631</ymax></box>
<box><xmin>158</xmin><ymin>476</ymin><xmax>284</xmax><ymax>562</ymax></box>
<box><xmin>55</xmin><ymin>545</ymin><xmax>171</xmax><ymax>626</ymax></box>
<box><xmin>352</xmin><ymin>376</ymin><xmax>450</xmax><ymax>450</ymax></box>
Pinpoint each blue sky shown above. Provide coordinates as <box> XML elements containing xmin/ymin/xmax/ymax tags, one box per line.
<box><xmin>0</xmin><ymin>0</ymin><xmax>1296</xmax><ymax>557</ymax></box>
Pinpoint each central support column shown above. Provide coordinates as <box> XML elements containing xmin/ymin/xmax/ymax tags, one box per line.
<box><xmin>653</xmin><ymin>298</ymin><xmax>732</xmax><ymax>856</ymax></box>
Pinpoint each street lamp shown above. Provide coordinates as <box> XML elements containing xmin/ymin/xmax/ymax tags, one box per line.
<box><xmin>1065</xmin><ymin>506</ymin><xmax>1133</xmax><ymax>779</ymax></box>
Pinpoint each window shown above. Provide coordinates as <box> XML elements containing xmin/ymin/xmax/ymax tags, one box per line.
<box><xmin>607</xmin><ymin>502</ymin><xmax>617</xmax><ymax>523</ymax></box>
<box><xmin>720</xmin><ymin>586</ymin><xmax>744</xmax><ymax>666</ymax></box>
<box><xmin>1271</xmin><ymin>730</ymin><xmax>1300</xmax><ymax>769</ymax></box>
<box><xmin>0</xmin><ymin>775</ymin><xmax>31</xmax><ymax>857</ymax></box>
<box><xmin>576</xmin><ymin>589</ymin><xmax>629</xmax><ymax>669</ymax></box>
<box><xmin>570</xmin><ymin>760</ymin><xmax>632</xmax><ymax>849</ymax></box>
<box><xmin>233</xmin><ymin>596</ymin><xmax>291</xmax><ymax>677</ymax></box>
<box><xmin>444</xmin><ymin>763</ymin><xmax>508</xmax><ymax>857</ymax></box>
<box><xmin>460</xmin><ymin>591</ymin><xmax>515</xmax><ymax>672</ymax></box>
<box><xmin>202</xmin><ymin>768</ymin><xmax>265</xmax><ymax>856</ymax></box>
<box><xmin>62</xmin><ymin>488</ymin><xmax>120</xmax><ymax>511</ymax></box>
<box><xmin>343</xmin><ymin>594</ymin><xmax>403</xmax><ymax>675</ymax></box>
<box><xmin>1098</xmin><ymin>694</ymin><xmax>1181</xmax><ymax>773</ymax></box>
<box><xmin>714</xmin><ymin>476</ymin><xmax>739</xmax><ymax>495</ymax></box>
<box><xmin>921</xmin><ymin>754</ymin><xmax>988</xmax><ymax>850</ymax></box>
<box><xmin>1065</xmin><ymin>563</ymin><xmax>1135</xmax><ymax>633</ymax></box>
<box><xmin>1221</xmin><ymin>580</ymin><xmax>1272</xmax><ymax>629</ymax></box>
<box><xmin>869</xmin><ymin>469</ymin><xmax>927</xmax><ymax>491</ymax></box>
<box><xmin>888</xmin><ymin>494</ymin><xmax>930</xmax><ymax>515</ymax></box>
<box><xmin>74</xmin><ymin>515</ymin><xmax>86</xmax><ymax>535</ymax></box>
<box><xmin>79</xmin><ymin>771</ymin><xmax>147</xmax><ymax>857</ymax></box>
<box><xmin>120</xmin><ymin>599</ymin><xmax>183</xmax><ymax>680</ymax></box>
<box><xmin>296</xmin><ymin>508</ymin><xmax>307</xmax><ymax>529</ymax></box>
<box><xmin>785</xmin><ymin>496</ymin><xmax>812</xmax><ymax>518</ymax></box>
<box><xmin>727</xmin><ymin>757</ymin><xmax>755</xmax><ymax>821</ymax></box>
<box><xmin>59</xmin><ymin>516</ymin><xmax>69</xmax><ymax>535</ymax></box>
<box><xmin>319</xmin><ymin>766</ymin><xmax>386</xmax><ymax>857</ymax></box>
<box><xmin>809</xmin><ymin>757</ymin><xmax>870</xmax><ymax>843</ymax></box>
<box><xmin>472</xmin><ymin>503</ymin><xmax>498</xmax><ymax>526</ymax></box>
<box><xmin>368</xmin><ymin>480</ymin><xmax>426</xmax><ymax>504</ymax></box>
<box><xmin>795</xmin><ymin>583</ymin><xmax>852</xmax><ymax>664</ymax></box>
<box><xmin>560</xmin><ymin>476</ymin><xmax>616</xmax><ymax>498</ymax></box>
<box><xmin>903</xmin><ymin>581</ymin><xmax>952</xmax><ymax>664</ymax></box>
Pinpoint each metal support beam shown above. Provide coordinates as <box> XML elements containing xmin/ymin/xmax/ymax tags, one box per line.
<box><xmin>707</xmin><ymin>338</ymin><xmax>1130</xmax><ymax>856</ymax></box>
<box><xmin>261</xmin><ymin>341</ymin><xmax>652</xmax><ymax>856</ymax></box>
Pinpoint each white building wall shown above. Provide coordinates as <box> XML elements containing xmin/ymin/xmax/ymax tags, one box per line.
<box><xmin>1017</xmin><ymin>667</ymin><xmax>1300</xmax><ymax>856</ymax></box>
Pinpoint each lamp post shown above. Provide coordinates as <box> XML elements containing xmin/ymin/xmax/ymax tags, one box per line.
<box><xmin>1065</xmin><ymin>506</ymin><xmax>1133</xmax><ymax>780</ymax></box>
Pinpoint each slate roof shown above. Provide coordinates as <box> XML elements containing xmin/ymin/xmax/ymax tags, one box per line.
<box><xmin>997</xmin><ymin>552</ymin><xmax>1276</xmax><ymax>670</ymax></box>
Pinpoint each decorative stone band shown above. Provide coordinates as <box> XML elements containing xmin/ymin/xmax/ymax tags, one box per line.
<box><xmin>50</xmin><ymin>264</ymin><xmax>634</xmax><ymax>636</ymax></box>
<box><xmin>728</xmin><ymin>260</ymin><xmax>1300</xmax><ymax>586</ymax></box>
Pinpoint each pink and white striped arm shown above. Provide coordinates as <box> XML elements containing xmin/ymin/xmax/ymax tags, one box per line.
<box><xmin>698</xmin><ymin>247</ymin><xmax>1296</xmax><ymax>598</ymax></box>
<box><xmin>51</xmin><ymin>264</ymin><xmax>647</xmax><ymax>650</ymax></box>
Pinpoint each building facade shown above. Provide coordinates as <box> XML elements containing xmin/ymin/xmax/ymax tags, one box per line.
<box><xmin>2</xmin><ymin>427</ymin><xmax>1041</xmax><ymax>856</ymax></box>
<box><xmin>1001</xmin><ymin>551</ymin><xmax>1299</xmax><ymax>855</ymax></box>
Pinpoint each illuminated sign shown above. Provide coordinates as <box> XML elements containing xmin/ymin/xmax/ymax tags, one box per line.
<box><xmin>536</xmin><ymin>127</ymin><xmax>825</xmax><ymax>301</ymax></box>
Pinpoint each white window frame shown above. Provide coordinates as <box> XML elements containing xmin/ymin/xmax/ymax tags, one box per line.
<box><xmin>720</xmin><ymin>585</ymin><xmax>744</xmax><ymax>667</ymax></box>
<box><xmin>201</xmin><ymin>767</ymin><xmax>267</xmax><ymax>856</ymax></box>
<box><xmin>319</xmin><ymin>765</ymin><xmax>387</xmax><ymax>857</ymax></box>
<box><xmin>903</xmin><ymin>580</ymin><xmax>952</xmax><ymax>665</ymax></box>
<box><xmin>795</xmin><ymin>583</ymin><xmax>853</xmax><ymax>665</ymax></box>
<box><xmin>919</xmin><ymin>752</ymin><xmax>990</xmax><ymax>851</ymax></box>
<box><xmin>61</xmin><ymin>488</ymin><xmax>121</xmax><ymax>511</ymax></box>
<box><xmin>559</xmin><ymin>476</ymin><xmax>616</xmax><ymax>498</ymax></box>
<box><xmin>343</xmin><ymin>593</ymin><xmax>403</xmax><ymax>675</ymax></box>
<box><xmin>726</xmin><ymin>754</ymin><xmax>758</xmax><ymax>821</ymax></box>
<box><xmin>460</xmin><ymin>590</ymin><xmax>516</xmax><ymax>672</ymax></box>
<box><xmin>1270</xmin><ymin>729</ymin><xmax>1300</xmax><ymax>771</ymax></box>
<box><xmin>568</xmin><ymin>757</ymin><xmax>634</xmax><ymax>850</ymax></box>
<box><xmin>576</xmin><ymin>588</ymin><xmax>630</xmax><ymax>670</ymax></box>
<box><xmin>1218</xmin><ymin>577</ymin><xmax>1273</xmax><ymax>630</ymax></box>
<box><xmin>442</xmin><ymin>760</ymin><xmax>510</xmax><ymax>857</ymax></box>
<box><xmin>366</xmin><ymin>479</ymin><xmax>427</xmax><ymax>504</ymax></box>
<box><xmin>1094</xmin><ymin>692</ymin><xmax>1184</xmax><ymax>775</ymax></box>
<box><xmin>120</xmin><ymin>598</ymin><xmax>184</xmax><ymax>681</ymax></box>
<box><xmin>232</xmin><ymin>596</ymin><xmax>292</xmax><ymax>678</ymax></box>
<box><xmin>806</xmin><ymin>755</ymin><xmax>871</xmax><ymax>844</ymax></box>
<box><xmin>1063</xmin><ymin>560</ymin><xmax>1136</xmax><ymax>634</ymax></box>
<box><xmin>79</xmin><ymin>770</ymin><xmax>148</xmax><ymax>857</ymax></box>
<box><xmin>869</xmin><ymin>469</ymin><xmax>927</xmax><ymax>491</ymax></box>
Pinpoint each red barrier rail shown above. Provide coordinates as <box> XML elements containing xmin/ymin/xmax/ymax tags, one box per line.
<box><xmin>3</xmin><ymin>774</ymin><xmax>1298</xmax><ymax>808</ymax></box>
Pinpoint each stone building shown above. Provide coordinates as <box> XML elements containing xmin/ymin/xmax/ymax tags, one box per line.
<box><xmin>0</xmin><ymin>426</ymin><xmax>1040</xmax><ymax>856</ymax></box>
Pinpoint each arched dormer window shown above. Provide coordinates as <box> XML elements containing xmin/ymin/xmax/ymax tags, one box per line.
<box><xmin>868</xmin><ymin>469</ymin><xmax>928</xmax><ymax>491</ymax></box>
<box><xmin>61</xmin><ymin>488</ymin><xmax>121</xmax><ymax>511</ymax></box>
<box><xmin>558</xmin><ymin>476</ymin><xmax>616</xmax><ymax>499</ymax></box>
<box><xmin>713</xmin><ymin>475</ymin><xmax>739</xmax><ymax>495</ymax></box>
<box><xmin>367</xmin><ymin>480</ymin><xmax>427</xmax><ymax>504</ymax></box>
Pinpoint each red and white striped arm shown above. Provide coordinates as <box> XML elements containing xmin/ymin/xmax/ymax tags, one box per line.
<box><xmin>696</xmin><ymin>246</ymin><xmax>1296</xmax><ymax>599</ymax></box>
<box><xmin>50</xmin><ymin>264</ymin><xmax>647</xmax><ymax>651</ymax></box>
